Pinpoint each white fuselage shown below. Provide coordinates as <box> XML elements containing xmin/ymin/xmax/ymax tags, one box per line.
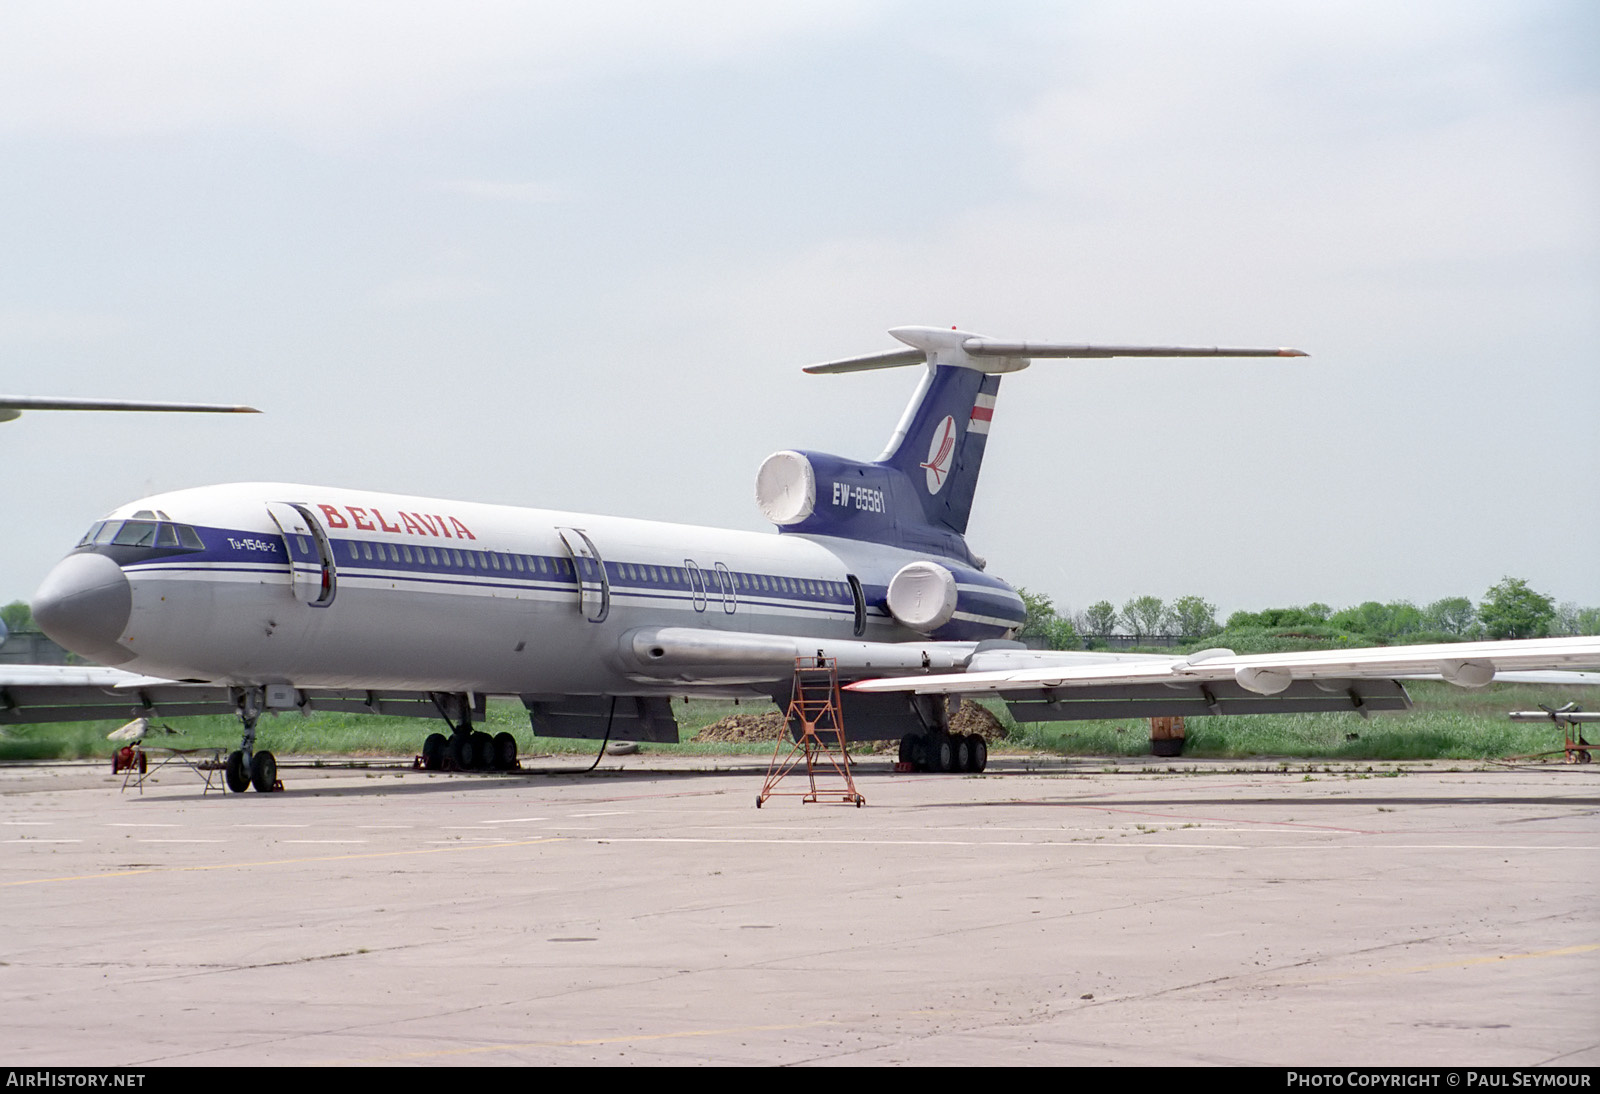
<box><xmin>74</xmin><ymin>482</ymin><xmax>991</xmax><ymax>696</ymax></box>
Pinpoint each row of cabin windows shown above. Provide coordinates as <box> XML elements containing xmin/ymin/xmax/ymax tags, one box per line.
<box><xmin>344</xmin><ymin>539</ymin><xmax>574</xmax><ymax>577</ymax></box>
<box><xmin>339</xmin><ymin>539</ymin><xmax>845</xmax><ymax>600</ymax></box>
<box><xmin>613</xmin><ymin>561</ymin><xmax>846</xmax><ymax>601</ymax></box>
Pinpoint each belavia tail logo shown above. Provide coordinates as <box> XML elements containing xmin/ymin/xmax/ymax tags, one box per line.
<box><xmin>921</xmin><ymin>414</ymin><xmax>957</xmax><ymax>494</ymax></box>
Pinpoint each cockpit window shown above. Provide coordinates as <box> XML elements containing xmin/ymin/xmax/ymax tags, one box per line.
<box><xmin>83</xmin><ymin>519</ymin><xmax>206</xmax><ymax>552</ymax></box>
<box><xmin>112</xmin><ymin>521</ymin><xmax>160</xmax><ymax>547</ymax></box>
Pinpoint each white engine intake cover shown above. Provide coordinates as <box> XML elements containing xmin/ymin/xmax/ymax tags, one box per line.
<box><xmin>755</xmin><ymin>451</ymin><xmax>816</xmax><ymax>526</ymax></box>
<box><xmin>886</xmin><ymin>561</ymin><xmax>959</xmax><ymax>633</ymax></box>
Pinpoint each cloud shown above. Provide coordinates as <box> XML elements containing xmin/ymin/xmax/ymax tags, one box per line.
<box><xmin>431</xmin><ymin>179</ymin><xmax>566</xmax><ymax>204</ymax></box>
<box><xmin>0</xmin><ymin>0</ymin><xmax>880</xmax><ymax>141</ymax></box>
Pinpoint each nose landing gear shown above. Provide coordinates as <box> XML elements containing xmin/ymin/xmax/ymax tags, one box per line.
<box><xmin>226</xmin><ymin>688</ymin><xmax>281</xmax><ymax>793</ymax></box>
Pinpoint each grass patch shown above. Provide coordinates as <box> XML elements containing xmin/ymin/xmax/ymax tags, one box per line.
<box><xmin>0</xmin><ymin>682</ymin><xmax>1586</xmax><ymax>764</ymax></box>
<box><xmin>1007</xmin><ymin>680</ymin><xmax>1585</xmax><ymax>761</ymax></box>
<box><xmin>0</xmin><ymin>696</ymin><xmax>792</xmax><ymax>762</ymax></box>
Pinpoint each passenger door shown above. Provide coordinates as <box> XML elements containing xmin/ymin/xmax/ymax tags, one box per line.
<box><xmin>266</xmin><ymin>502</ymin><xmax>337</xmax><ymax>607</ymax></box>
<box><xmin>557</xmin><ymin>527</ymin><xmax>610</xmax><ymax>623</ymax></box>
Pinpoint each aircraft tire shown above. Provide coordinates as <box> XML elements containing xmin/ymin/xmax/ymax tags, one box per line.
<box><xmin>910</xmin><ymin>737</ymin><xmax>928</xmax><ymax>770</ymax></box>
<box><xmin>969</xmin><ymin>735</ymin><xmax>988</xmax><ymax>773</ymax></box>
<box><xmin>952</xmin><ymin>736</ymin><xmax>970</xmax><ymax>774</ymax></box>
<box><xmin>421</xmin><ymin>733</ymin><xmax>446</xmax><ymax>771</ymax></box>
<box><xmin>492</xmin><ymin>732</ymin><xmax>517</xmax><ymax>770</ymax></box>
<box><xmin>928</xmin><ymin>737</ymin><xmax>952</xmax><ymax>773</ymax></box>
<box><xmin>471</xmin><ymin>731</ymin><xmax>494</xmax><ymax>771</ymax></box>
<box><xmin>898</xmin><ymin>735</ymin><xmax>913</xmax><ymax>764</ymax></box>
<box><xmin>250</xmin><ymin>750</ymin><xmax>278</xmax><ymax>793</ymax></box>
<box><xmin>447</xmin><ymin>734</ymin><xmax>472</xmax><ymax>770</ymax></box>
<box><xmin>225</xmin><ymin>750</ymin><xmax>251</xmax><ymax>794</ymax></box>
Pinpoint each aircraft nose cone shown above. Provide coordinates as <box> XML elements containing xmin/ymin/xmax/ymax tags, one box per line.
<box><xmin>33</xmin><ymin>553</ymin><xmax>134</xmax><ymax>665</ymax></box>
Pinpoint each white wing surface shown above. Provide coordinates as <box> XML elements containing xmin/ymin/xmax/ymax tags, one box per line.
<box><xmin>847</xmin><ymin>636</ymin><xmax>1600</xmax><ymax>696</ymax></box>
<box><xmin>0</xmin><ymin>396</ymin><xmax>260</xmax><ymax>423</ymax></box>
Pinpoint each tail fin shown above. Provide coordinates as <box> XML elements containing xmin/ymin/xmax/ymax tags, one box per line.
<box><xmin>757</xmin><ymin>325</ymin><xmax>1305</xmax><ymax>558</ymax></box>
<box><xmin>872</xmin><ymin>346</ymin><xmax>1000</xmax><ymax>536</ymax></box>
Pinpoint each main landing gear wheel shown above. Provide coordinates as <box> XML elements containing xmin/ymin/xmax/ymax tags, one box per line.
<box><xmin>225</xmin><ymin>750</ymin><xmax>251</xmax><ymax>793</ymax></box>
<box><xmin>421</xmin><ymin>733</ymin><xmax>447</xmax><ymax>771</ymax></box>
<box><xmin>492</xmin><ymin>731</ymin><xmax>518</xmax><ymax>770</ymax></box>
<box><xmin>249</xmin><ymin>750</ymin><xmax>279</xmax><ymax>793</ymax></box>
<box><xmin>897</xmin><ymin>734</ymin><xmax>988</xmax><ymax>774</ymax></box>
<box><xmin>448</xmin><ymin>734</ymin><xmax>473</xmax><ymax>771</ymax></box>
<box><xmin>471</xmin><ymin>730</ymin><xmax>494</xmax><ymax>770</ymax></box>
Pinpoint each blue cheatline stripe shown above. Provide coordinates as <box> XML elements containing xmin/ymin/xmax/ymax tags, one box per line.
<box><xmin>175</xmin><ymin>523</ymin><xmax>871</xmax><ymax>608</ymax></box>
<box><xmin>123</xmin><ymin>563</ymin><xmax>286</xmax><ymax>579</ymax></box>
<box><xmin>119</xmin><ymin>538</ymin><xmax>862</xmax><ymax>618</ymax></box>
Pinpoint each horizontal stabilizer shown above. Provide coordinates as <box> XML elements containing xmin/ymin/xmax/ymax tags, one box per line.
<box><xmin>800</xmin><ymin>326</ymin><xmax>1307</xmax><ymax>376</ymax></box>
<box><xmin>801</xmin><ymin>348</ymin><xmax>929</xmax><ymax>374</ymax></box>
<box><xmin>963</xmin><ymin>341</ymin><xmax>1307</xmax><ymax>359</ymax></box>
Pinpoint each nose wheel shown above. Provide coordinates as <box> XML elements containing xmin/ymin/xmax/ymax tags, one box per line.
<box><xmin>226</xmin><ymin>688</ymin><xmax>283</xmax><ymax>792</ymax></box>
<box><xmin>224</xmin><ymin>750</ymin><xmax>250</xmax><ymax>793</ymax></box>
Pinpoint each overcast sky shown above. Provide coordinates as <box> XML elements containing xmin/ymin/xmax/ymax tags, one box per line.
<box><xmin>2</xmin><ymin>0</ymin><xmax>1596</xmax><ymax>620</ymax></box>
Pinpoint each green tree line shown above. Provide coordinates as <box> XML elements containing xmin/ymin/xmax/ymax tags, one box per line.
<box><xmin>1019</xmin><ymin>577</ymin><xmax>1598</xmax><ymax>650</ymax></box>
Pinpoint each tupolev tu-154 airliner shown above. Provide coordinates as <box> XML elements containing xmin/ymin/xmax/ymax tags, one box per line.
<box><xmin>11</xmin><ymin>325</ymin><xmax>1600</xmax><ymax>793</ymax></box>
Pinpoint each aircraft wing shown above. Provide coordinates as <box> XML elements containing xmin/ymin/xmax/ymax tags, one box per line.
<box><xmin>0</xmin><ymin>396</ymin><xmax>260</xmax><ymax>423</ymax></box>
<box><xmin>844</xmin><ymin>636</ymin><xmax>1600</xmax><ymax>722</ymax></box>
<box><xmin>0</xmin><ymin>664</ymin><xmax>238</xmax><ymax>724</ymax></box>
<box><xmin>0</xmin><ymin>664</ymin><xmax>466</xmax><ymax>726</ymax></box>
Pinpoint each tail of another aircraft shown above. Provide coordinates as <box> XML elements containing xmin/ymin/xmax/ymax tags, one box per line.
<box><xmin>755</xmin><ymin>325</ymin><xmax>1304</xmax><ymax>563</ymax></box>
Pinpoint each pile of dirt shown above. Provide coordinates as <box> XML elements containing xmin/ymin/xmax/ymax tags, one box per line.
<box><xmin>693</xmin><ymin>711</ymin><xmax>788</xmax><ymax>742</ymax></box>
<box><xmin>950</xmin><ymin>701</ymin><xmax>1009</xmax><ymax>742</ymax></box>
